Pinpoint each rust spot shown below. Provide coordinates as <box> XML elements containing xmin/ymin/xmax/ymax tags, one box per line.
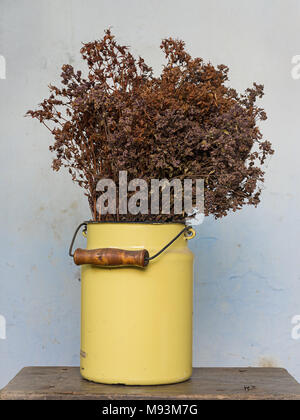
<box><xmin>70</xmin><ymin>201</ymin><xmax>78</xmax><ymax>210</ymax></box>
<box><xmin>258</xmin><ymin>356</ymin><xmax>278</xmax><ymax>367</ymax></box>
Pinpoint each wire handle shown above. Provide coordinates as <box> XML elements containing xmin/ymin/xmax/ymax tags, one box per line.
<box><xmin>68</xmin><ymin>222</ymin><xmax>195</xmax><ymax>266</ymax></box>
<box><xmin>145</xmin><ymin>226</ymin><xmax>195</xmax><ymax>262</ymax></box>
<box><xmin>69</xmin><ymin>222</ymin><xmax>87</xmax><ymax>257</ymax></box>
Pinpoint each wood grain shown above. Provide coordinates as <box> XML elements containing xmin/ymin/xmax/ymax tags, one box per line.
<box><xmin>1</xmin><ymin>367</ymin><xmax>300</xmax><ymax>400</ymax></box>
<box><xmin>73</xmin><ymin>248</ymin><xmax>149</xmax><ymax>267</ymax></box>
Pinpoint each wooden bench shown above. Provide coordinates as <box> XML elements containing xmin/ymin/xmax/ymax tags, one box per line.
<box><xmin>1</xmin><ymin>367</ymin><xmax>300</xmax><ymax>400</ymax></box>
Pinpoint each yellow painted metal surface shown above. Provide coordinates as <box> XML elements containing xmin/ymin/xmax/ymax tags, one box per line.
<box><xmin>80</xmin><ymin>222</ymin><xmax>195</xmax><ymax>385</ymax></box>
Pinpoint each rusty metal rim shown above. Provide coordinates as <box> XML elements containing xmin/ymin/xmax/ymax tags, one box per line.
<box><xmin>84</xmin><ymin>220</ymin><xmax>186</xmax><ymax>225</ymax></box>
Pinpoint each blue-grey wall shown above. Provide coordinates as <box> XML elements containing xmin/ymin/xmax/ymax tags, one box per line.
<box><xmin>1</xmin><ymin>0</ymin><xmax>300</xmax><ymax>388</ymax></box>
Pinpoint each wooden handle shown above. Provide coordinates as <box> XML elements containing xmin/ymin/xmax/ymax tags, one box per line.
<box><xmin>73</xmin><ymin>248</ymin><xmax>149</xmax><ymax>268</ymax></box>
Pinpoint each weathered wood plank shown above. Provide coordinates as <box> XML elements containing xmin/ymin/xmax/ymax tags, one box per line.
<box><xmin>1</xmin><ymin>367</ymin><xmax>300</xmax><ymax>400</ymax></box>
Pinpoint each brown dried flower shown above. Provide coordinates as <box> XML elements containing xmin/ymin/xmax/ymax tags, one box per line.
<box><xmin>26</xmin><ymin>29</ymin><xmax>273</xmax><ymax>222</ymax></box>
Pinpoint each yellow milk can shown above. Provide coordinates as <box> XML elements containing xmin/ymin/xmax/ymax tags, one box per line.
<box><xmin>70</xmin><ymin>222</ymin><xmax>195</xmax><ymax>385</ymax></box>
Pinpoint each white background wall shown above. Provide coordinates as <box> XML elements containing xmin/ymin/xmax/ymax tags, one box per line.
<box><xmin>1</xmin><ymin>0</ymin><xmax>300</xmax><ymax>388</ymax></box>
